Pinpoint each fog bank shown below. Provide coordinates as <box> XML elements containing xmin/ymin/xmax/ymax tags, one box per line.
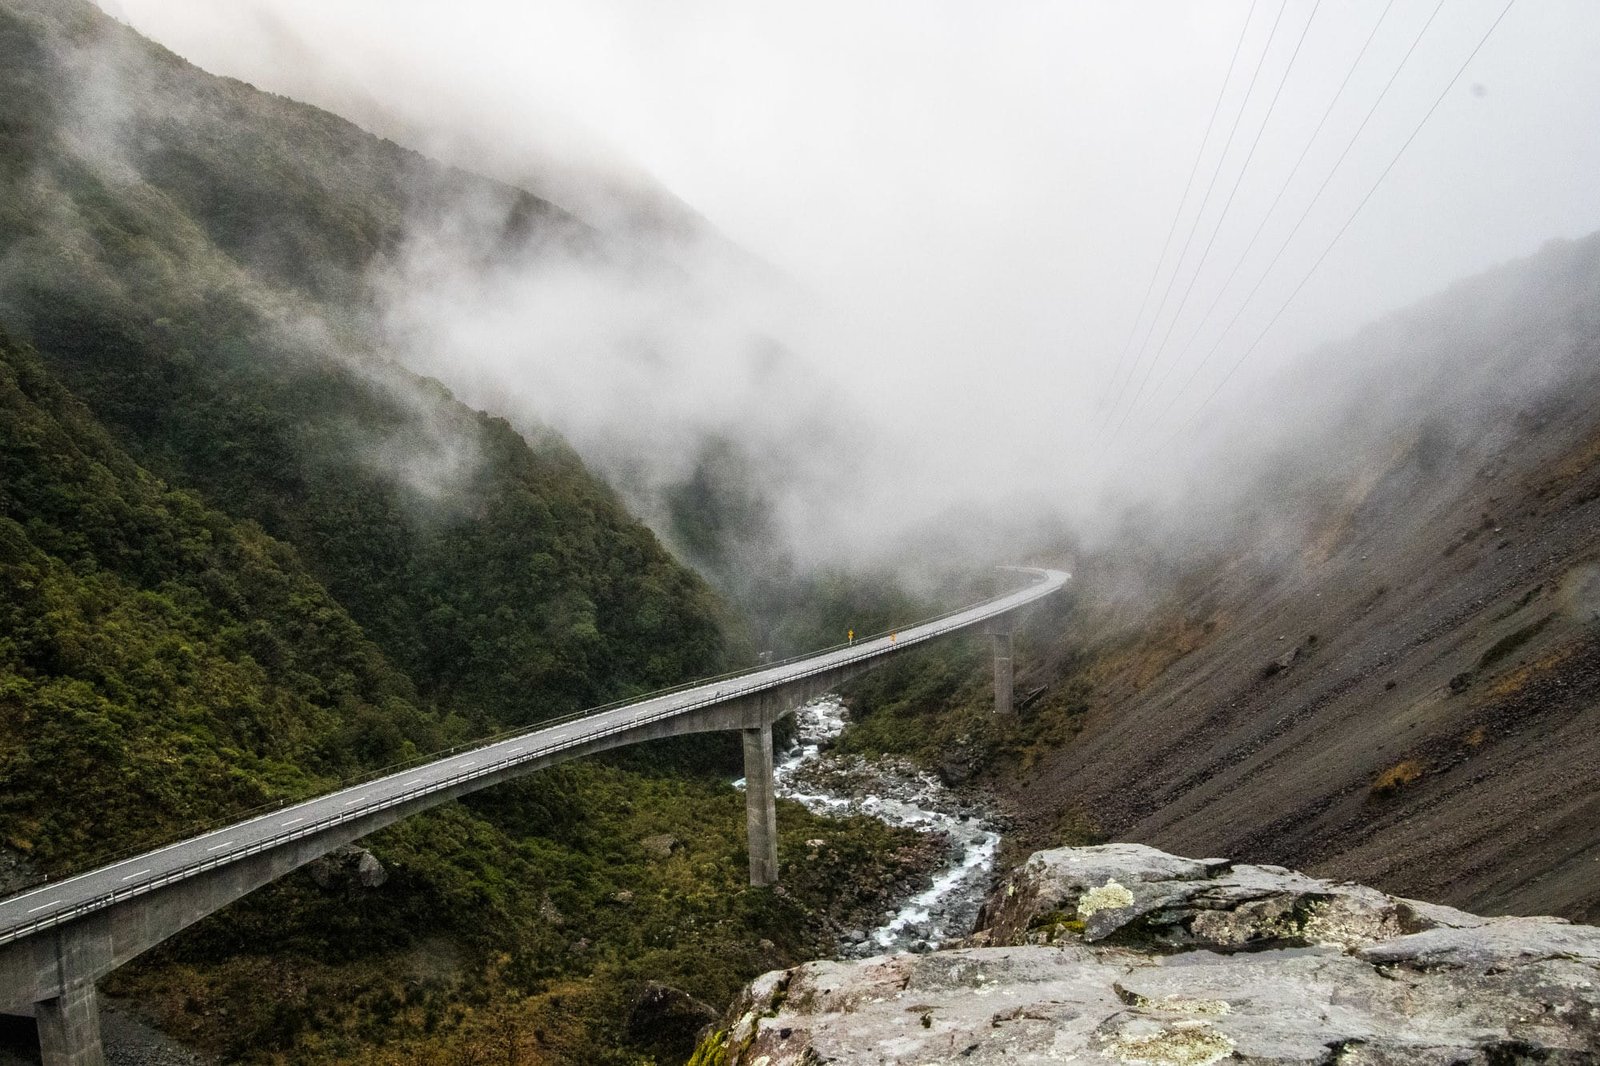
<box><xmin>92</xmin><ymin>0</ymin><xmax>1600</xmax><ymax>569</ymax></box>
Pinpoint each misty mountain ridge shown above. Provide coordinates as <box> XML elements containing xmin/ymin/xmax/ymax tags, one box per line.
<box><xmin>0</xmin><ymin>0</ymin><xmax>752</xmax><ymax>871</ymax></box>
<box><xmin>89</xmin><ymin>0</ymin><xmax>756</xmax><ymax>254</ymax></box>
<box><xmin>0</xmin><ymin>0</ymin><xmax>794</xmax><ymax>677</ymax></box>
<box><xmin>5</xmin><ymin>0</ymin><xmax>853</xmax><ymax>628</ymax></box>
<box><xmin>1045</xmin><ymin>229</ymin><xmax>1599</xmax><ymax>612</ymax></box>
<box><xmin>941</xmin><ymin>228</ymin><xmax>1600</xmax><ymax>924</ymax></box>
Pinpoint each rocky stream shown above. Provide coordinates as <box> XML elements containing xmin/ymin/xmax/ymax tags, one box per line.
<box><xmin>738</xmin><ymin>696</ymin><xmax>1002</xmax><ymax>957</ymax></box>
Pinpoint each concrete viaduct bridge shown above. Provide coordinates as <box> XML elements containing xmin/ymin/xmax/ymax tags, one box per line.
<box><xmin>0</xmin><ymin>567</ymin><xmax>1069</xmax><ymax>1065</ymax></box>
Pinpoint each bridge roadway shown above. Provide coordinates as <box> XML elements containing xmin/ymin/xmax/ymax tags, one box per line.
<box><xmin>0</xmin><ymin>566</ymin><xmax>1067</xmax><ymax>1064</ymax></box>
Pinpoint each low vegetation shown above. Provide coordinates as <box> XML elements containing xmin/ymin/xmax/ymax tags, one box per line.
<box><xmin>831</xmin><ymin>585</ymin><xmax>1095</xmax><ymax>778</ymax></box>
<box><xmin>1370</xmin><ymin>759</ymin><xmax>1425</xmax><ymax>796</ymax></box>
<box><xmin>0</xmin><ymin>335</ymin><xmax>445</xmax><ymax>870</ymax></box>
<box><xmin>1477</xmin><ymin>614</ymin><xmax>1555</xmax><ymax>672</ymax></box>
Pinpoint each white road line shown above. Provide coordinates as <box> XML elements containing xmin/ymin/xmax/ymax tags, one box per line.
<box><xmin>205</xmin><ymin>841</ymin><xmax>233</xmax><ymax>852</ymax></box>
<box><xmin>6</xmin><ymin>884</ymin><xmax>59</xmax><ymax>904</ymax></box>
<box><xmin>280</xmin><ymin>818</ymin><xmax>304</xmax><ymax>827</ymax></box>
<box><xmin>461</xmin><ymin>761</ymin><xmax>476</xmax><ymax>767</ymax></box>
<box><xmin>120</xmin><ymin>870</ymin><xmax>150</xmax><ymax>882</ymax></box>
<box><xmin>26</xmin><ymin>900</ymin><xmax>61</xmax><ymax>913</ymax></box>
<box><xmin>344</xmin><ymin>797</ymin><xmax>367</xmax><ymax>806</ymax></box>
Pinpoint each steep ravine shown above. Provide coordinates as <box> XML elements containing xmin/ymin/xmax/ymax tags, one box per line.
<box><xmin>998</xmin><ymin>234</ymin><xmax>1600</xmax><ymax>925</ymax></box>
<box><xmin>740</xmin><ymin>697</ymin><xmax>1004</xmax><ymax>956</ymax></box>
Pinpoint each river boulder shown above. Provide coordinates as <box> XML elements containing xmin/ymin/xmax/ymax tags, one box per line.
<box><xmin>306</xmin><ymin>844</ymin><xmax>388</xmax><ymax>892</ymax></box>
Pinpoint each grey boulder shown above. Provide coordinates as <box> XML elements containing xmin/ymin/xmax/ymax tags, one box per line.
<box><xmin>693</xmin><ymin>844</ymin><xmax>1600</xmax><ymax>1064</ymax></box>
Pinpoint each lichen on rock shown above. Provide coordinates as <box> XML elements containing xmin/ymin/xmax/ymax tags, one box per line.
<box><xmin>1077</xmin><ymin>878</ymin><xmax>1135</xmax><ymax>918</ymax></box>
<box><xmin>1101</xmin><ymin>1020</ymin><xmax>1236</xmax><ymax>1066</ymax></box>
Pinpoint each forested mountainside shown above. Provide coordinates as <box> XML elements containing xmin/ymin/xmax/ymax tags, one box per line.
<box><xmin>0</xmin><ymin>327</ymin><xmax>932</xmax><ymax>1064</ymax></box>
<box><xmin>0</xmin><ymin>2</ymin><xmax>942</xmax><ymax>1062</ymax></box>
<box><xmin>0</xmin><ymin>331</ymin><xmax>442</xmax><ymax>871</ymax></box>
<box><xmin>839</xmin><ymin>230</ymin><xmax>1600</xmax><ymax>923</ymax></box>
<box><xmin>0</xmin><ymin>0</ymin><xmax>895</xmax><ymax>670</ymax></box>
<box><xmin>0</xmin><ymin>0</ymin><xmax>734</xmax><ymax>728</ymax></box>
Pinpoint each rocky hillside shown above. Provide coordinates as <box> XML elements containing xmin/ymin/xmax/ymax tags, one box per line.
<box><xmin>1008</xmin><ymin>286</ymin><xmax>1600</xmax><ymax>922</ymax></box>
<box><xmin>837</xmin><ymin>231</ymin><xmax>1600</xmax><ymax>926</ymax></box>
<box><xmin>695</xmin><ymin>844</ymin><xmax>1600</xmax><ymax>1063</ymax></box>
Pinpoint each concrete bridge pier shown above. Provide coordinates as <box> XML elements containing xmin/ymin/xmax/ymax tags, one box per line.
<box><xmin>742</xmin><ymin>719</ymin><xmax>779</xmax><ymax>886</ymax></box>
<box><xmin>36</xmin><ymin>984</ymin><xmax>104</xmax><ymax>1066</ymax></box>
<box><xmin>989</xmin><ymin>618</ymin><xmax>1014</xmax><ymax>715</ymax></box>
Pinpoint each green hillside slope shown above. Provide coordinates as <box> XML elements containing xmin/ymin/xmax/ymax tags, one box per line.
<box><xmin>0</xmin><ymin>4</ymin><xmax>938</xmax><ymax>1063</ymax></box>
<box><xmin>0</xmin><ymin>332</ymin><xmax>929</xmax><ymax>1065</ymax></box>
<box><xmin>0</xmin><ymin>332</ymin><xmax>443</xmax><ymax>871</ymax></box>
<box><xmin>0</xmin><ymin>0</ymin><xmax>733</xmax><ymax>731</ymax></box>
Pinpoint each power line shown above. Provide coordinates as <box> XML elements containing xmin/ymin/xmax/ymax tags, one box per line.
<box><xmin>1098</xmin><ymin>0</ymin><xmax>1262</xmax><ymax>427</ymax></box>
<box><xmin>1103</xmin><ymin>0</ymin><xmax>1292</xmax><ymax>439</ymax></box>
<box><xmin>1154</xmin><ymin>0</ymin><xmax>1519</xmax><ymax>455</ymax></box>
<box><xmin>1147</xmin><ymin>0</ymin><xmax>1451</xmax><ymax>430</ymax></box>
<box><xmin>1140</xmin><ymin>0</ymin><xmax>1400</xmax><ymax>421</ymax></box>
<box><xmin>1111</xmin><ymin>0</ymin><xmax>1324</xmax><ymax>443</ymax></box>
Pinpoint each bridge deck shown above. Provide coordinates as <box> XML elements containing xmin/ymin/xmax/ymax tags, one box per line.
<box><xmin>0</xmin><ymin>568</ymin><xmax>1068</xmax><ymax>948</ymax></box>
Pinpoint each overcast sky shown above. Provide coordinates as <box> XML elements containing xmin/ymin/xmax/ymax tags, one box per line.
<box><xmin>94</xmin><ymin>0</ymin><xmax>1600</xmax><ymax>530</ymax></box>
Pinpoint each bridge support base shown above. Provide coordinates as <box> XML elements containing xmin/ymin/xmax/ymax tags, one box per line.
<box><xmin>742</xmin><ymin>721</ymin><xmax>779</xmax><ymax>886</ymax></box>
<box><xmin>37</xmin><ymin>984</ymin><xmax>104</xmax><ymax>1066</ymax></box>
<box><xmin>992</xmin><ymin>628</ymin><xmax>1014</xmax><ymax>715</ymax></box>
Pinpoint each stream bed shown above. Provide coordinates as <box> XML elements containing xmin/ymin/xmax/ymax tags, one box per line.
<box><xmin>741</xmin><ymin>696</ymin><xmax>1000</xmax><ymax>956</ymax></box>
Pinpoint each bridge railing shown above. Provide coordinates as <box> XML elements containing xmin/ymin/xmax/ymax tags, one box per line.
<box><xmin>0</xmin><ymin>569</ymin><xmax>1063</xmax><ymax>945</ymax></box>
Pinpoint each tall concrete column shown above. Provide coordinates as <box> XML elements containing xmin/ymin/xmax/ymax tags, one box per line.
<box><xmin>36</xmin><ymin>983</ymin><xmax>104</xmax><ymax>1066</ymax></box>
<box><xmin>742</xmin><ymin>721</ymin><xmax>779</xmax><ymax>886</ymax></box>
<box><xmin>992</xmin><ymin>626</ymin><xmax>1014</xmax><ymax>715</ymax></box>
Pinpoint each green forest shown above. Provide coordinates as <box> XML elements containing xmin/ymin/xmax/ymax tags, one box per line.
<box><xmin>0</xmin><ymin>1</ymin><xmax>950</xmax><ymax>1061</ymax></box>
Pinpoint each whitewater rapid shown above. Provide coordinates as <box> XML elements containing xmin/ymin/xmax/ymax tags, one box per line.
<box><xmin>736</xmin><ymin>696</ymin><xmax>999</xmax><ymax>954</ymax></box>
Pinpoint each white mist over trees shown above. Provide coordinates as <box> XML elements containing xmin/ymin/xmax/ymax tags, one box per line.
<box><xmin>91</xmin><ymin>0</ymin><xmax>1600</xmax><ymax>568</ymax></box>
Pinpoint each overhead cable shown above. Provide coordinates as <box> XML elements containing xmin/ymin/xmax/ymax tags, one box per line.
<box><xmin>1112</xmin><ymin>0</ymin><xmax>1325</xmax><ymax>442</ymax></box>
<box><xmin>1155</xmin><ymin>0</ymin><xmax>1519</xmax><ymax>453</ymax></box>
<box><xmin>1149</xmin><ymin>0</ymin><xmax>1452</xmax><ymax>429</ymax></box>
<box><xmin>1141</xmin><ymin>0</ymin><xmax>1400</xmax><ymax>421</ymax></box>
<box><xmin>1104</xmin><ymin>0</ymin><xmax>1291</xmax><ymax>437</ymax></box>
<box><xmin>1098</xmin><ymin>0</ymin><xmax>1263</xmax><ymax>427</ymax></box>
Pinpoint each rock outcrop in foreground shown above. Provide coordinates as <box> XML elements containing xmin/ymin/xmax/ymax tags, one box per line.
<box><xmin>692</xmin><ymin>844</ymin><xmax>1600</xmax><ymax>1064</ymax></box>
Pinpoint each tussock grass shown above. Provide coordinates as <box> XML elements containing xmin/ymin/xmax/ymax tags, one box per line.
<box><xmin>1371</xmin><ymin>759</ymin><xmax>1425</xmax><ymax>795</ymax></box>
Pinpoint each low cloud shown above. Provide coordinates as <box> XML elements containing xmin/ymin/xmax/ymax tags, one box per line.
<box><xmin>83</xmin><ymin>0</ymin><xmax>1600</xmax><ymax>579</ymax></box>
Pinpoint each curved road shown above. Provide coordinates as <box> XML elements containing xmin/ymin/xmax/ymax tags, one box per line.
<box><xmin>0</xmin><ymin>566</ymin><xmax>1069</xmax><ymax>948</ymax></box>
